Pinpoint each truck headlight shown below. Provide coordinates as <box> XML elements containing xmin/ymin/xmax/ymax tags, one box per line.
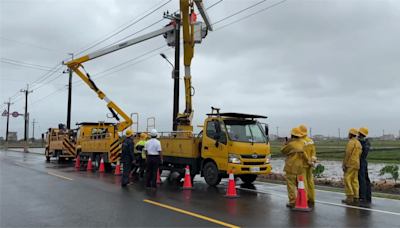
<box><xmin>266</xmin><ymin>154</ymin><xmax>271</xmax><ymax>164</ymax></box>
<box><xmin>228</xmin><ymin>154</ymin><xmax>241</xmax><ymax>164</ymax></box>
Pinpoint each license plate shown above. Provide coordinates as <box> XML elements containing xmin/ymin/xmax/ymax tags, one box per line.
<box><xmin>251</xmin><ymin>167</ymin><xmax>260</xmax><ymax>173</ymax></box>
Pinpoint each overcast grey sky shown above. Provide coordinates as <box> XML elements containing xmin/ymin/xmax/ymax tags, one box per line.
<box><xmin>1</xmin><ymin>0</ymin><xmax>399</xmax><ymax>139</ymax></box>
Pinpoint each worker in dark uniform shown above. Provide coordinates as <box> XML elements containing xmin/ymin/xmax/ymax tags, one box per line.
<box><xmin>121</xmin><ymin>129</ymin><xmax>135</xmax><ymax>187</ymax></box>
<box><xmin>358</xmin><ymin>127</ymin><xmax>371</xmax><ymax>203</ymax></box>
<box><xmin>145</xmin><ymin>129</ymin><xmax>163</xmax><ymax>190</ymax></box>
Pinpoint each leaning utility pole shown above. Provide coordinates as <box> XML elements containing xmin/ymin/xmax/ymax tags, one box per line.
<box><xmin>21</xmin><ymin>84</ymin><xmax>33</xmax><ymax>152</ymax></box>
<box><xmin>4</xmin><ymin>98</ymin><xmax>13</xmax><ymax>150</ymax></box>
<box><xmin>31</xmin><ymin>119</ymin><xmax>37</xmax><ymax>142</ymax></box>
<box><xmin>66</xmin><ymin>53</ymin><xmax>74</xmax><ymax>129</ymax></box>
<box><xmin>172</xmin><ymin>13</ymin><xmax>181</xmax><ymax>132</ymax></box>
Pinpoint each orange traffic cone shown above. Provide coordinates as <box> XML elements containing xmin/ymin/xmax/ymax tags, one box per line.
<box><xmin>180</xmin><ymin>165</ymin><xmax>194</xmax><ymax>190</ymax></box>
<box><xmin>224</xmin><ymin>169</ymin><xmax>240</xmax><ymax>198</ymax></box>
<box><xmin>157</xmin><ymin>169</ymin><xmax>162</xmax><ymax>184</ymax></box>
<box><xmin>87</xmin><ymin>156</ymin><xmax>93</xmax><ymax>171</ymax></box>
<box><xmin>98</xmin><ymin>157</ymin><xmax>105</xmax><ymax>172</ymax></box>
<box><xmin>75</xmin><ymin>155</ymin><xmax>80</xmax><ymax>168</ymax></box>
<box><xmin>114</xmin><ymin>161</ymin><xmax>121</xmax><ymax>175</ymax></box>
<box><xmin>292</xmin><ymin>175</ymin><xmax>312</xmax><ymax>212</ymax></box>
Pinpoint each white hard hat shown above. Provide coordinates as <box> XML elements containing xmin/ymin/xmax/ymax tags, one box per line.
<box><xmin>150</xmin><ymin>129</ymin><xmax>158</xmax><ymax>137</ymax></box>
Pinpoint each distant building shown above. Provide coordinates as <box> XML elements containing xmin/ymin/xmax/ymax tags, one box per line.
<box><xmin>313</xmin><ymin>134</ymin><xmax>327</xmax><ymax>141</ymax></box>
<box><xmin>269</xmin><ymin>134</ymin><xmax>277</xmax><ymax>141</ymax></box>
<box><xmin>8</xmin><ymin>132</ymin><xmax>17</xmax><ymax>141</ymax></box>
<box><xmin>380</xmin><ymin>134</ymin><xmax>395</xmax><ymax>141</ymax></box>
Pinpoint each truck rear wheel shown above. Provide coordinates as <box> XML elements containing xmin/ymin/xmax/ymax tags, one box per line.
<box><xmin>240</xmin><ymin>174</ymin><xmax>257</xmax><ymax>184</ymax></box>
<box><xmin>203</xmin><ymin>162</ymin><xmax>221</xmax><ymax>186</ymax></box>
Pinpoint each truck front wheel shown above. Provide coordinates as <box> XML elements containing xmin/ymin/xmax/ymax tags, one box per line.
<box><xmin>240</xmin><ymin>174</ymin><xmax>257</xmax><ymax>184</ymax></box>
<box><xmin>203</xmin><ymin>162</ymin><xmax>221</xmax><ymax>186</ymax></box>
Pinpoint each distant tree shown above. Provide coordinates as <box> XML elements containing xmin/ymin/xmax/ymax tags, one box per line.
<box><xmin>379</xmin><ymin>165</ymin><xmax>399</xmax><ymax>183</ymax></box>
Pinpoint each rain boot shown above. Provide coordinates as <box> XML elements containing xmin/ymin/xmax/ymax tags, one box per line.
<box><xmin>341</xmin><ymin>195</ymin><xmax>354</xmax><ymax>203</ymax></box>
<box><xmin>286</xmin><ymin>202</ymin><xmax>295</xmax><ymax>208</ymax></box>
<box><xmin>354</xmin><ymin>198</ymin><xmax>359</xmax><ymax>203</ymax></box>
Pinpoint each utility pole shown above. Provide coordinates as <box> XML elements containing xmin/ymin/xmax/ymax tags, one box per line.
<box><xmin>338</xmin><ymin>128</ymin><xmax>340</xmax><ymax>140</ymax></box>
<box><xmin>31</xmin><ymin>119</ymin><xmax>37</xmax><ymax>142</ymax></box>
<box><xmin>383</xmin><ymin>129</ymin><xmax>385</xmax><ymax>136</ymax></box>
<box><xmin>4</xmin><ymin>98</ymin><xmax>13</xmax><ymax>150</ymax></box>
<box><xmin>276</xmin><ymin>126</ymin><xmax>279</xmax><ymax>138</ymax></box>
<box><xmin>66</xmin><ymin>53</ymin><xmax>73</xmax><ymax>129</ymax></box>
<box><xmin>21</xmin><ymin>84</ymin><xmax>33</xmax><ymax>152</ymax></box>
<box><xmin>172</xmin><ymin>13</ymin><xmax>181</xmax><ymax>132</ymax></box>
<box><xmin>310</xmin><ymin>127</ymin><xmax>312</xmax><ymax>138</ymax></box>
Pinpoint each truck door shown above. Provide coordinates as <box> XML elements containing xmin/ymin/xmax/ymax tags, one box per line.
<box><xmin>202</xmin><ymin>120</ymin><xmax>229</xmax><ymax>171</ymax></box>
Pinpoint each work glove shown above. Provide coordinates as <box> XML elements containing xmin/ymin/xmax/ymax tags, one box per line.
<box><xmin>311</xmin><ymin>162</ymin><xmax>315</xmax><ymax>168</ymax></box>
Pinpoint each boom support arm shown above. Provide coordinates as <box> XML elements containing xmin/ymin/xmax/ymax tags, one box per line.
<box><xmin>64</xmin><ymin>25</ymin><xmax>175</xmax><ymax>133</ymax></box>
<box><xmin>68</xmin><ymin>65</ymin><xmax>132</xmax><ymax>132</ymax></box>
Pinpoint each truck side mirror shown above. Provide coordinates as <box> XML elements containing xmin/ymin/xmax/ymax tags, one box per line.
<box><xmin>42</xmin><ymin>133</ymin><xmax>44</xmax><ymax>139</ymax></box>
<box><xmin>265</xmin><ymin>124</ymin><xmax>269</xmax><ymax>135</ymax></box>
<box><xmin>214</xmin><ymin>121</ymin><xmax>222</xmax><ymax>134</ymax></box>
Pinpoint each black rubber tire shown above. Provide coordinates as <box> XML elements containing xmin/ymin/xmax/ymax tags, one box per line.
<box><xmin>203</xmin><ymin>162</ymin><xmax>221</xmax><ymax>186</ymax></box>
<box><xmin>240</xmin><ymin>174</ymin><xmax>257</xmax><ymax>184</ymax></box>
<box><xmin>105</xmin><ymin>163</ymin><xmax>112</xmax><ymax>172</ymax></box>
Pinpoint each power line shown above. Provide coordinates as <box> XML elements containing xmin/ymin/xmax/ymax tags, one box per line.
<box><xmin>28</xmin><ymin>94</ymin><xmax>42</xmax><ymax>135</ymax></box>
<box><xmin>74</xmin><ymin>0</ymin><xmax>171</xmax><ymax>56</ymax></box>
<box><xmin>22</xmin><ymin>0</ymin><xmax>282</xmax><ymax>109</ymax></box>
<box><xmin>214</xmin><ymin>0</ymin><xmax>288</xmax><ymax>31</ymax></box>
<box><xmin>0</xmin><ymin>58</ymin><xmax>64</xmax><ymax>70</ymax></box>
<box><xmin>0</xmin><ymin>77</ymin><xmax>64</xmax><ymax>86</ymax></box>
<box><xmin>0</xmin><ymin>60</ymin><xmax>64</xmax><ymax>73</ymax></box>
<box><xmin>0</xmin><ymin>36</ymin><xmax>68</xmax><ymax>54</ymax></box>
<box><xmin>71</xmin><ymin>0</ymin><xmax>167</xmax><ymax>54</ymax></box>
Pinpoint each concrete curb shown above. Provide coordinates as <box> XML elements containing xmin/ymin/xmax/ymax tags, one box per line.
<box><xmin>3</xmin><ymin>149</ymin><xmax>44</xmax><ymax>155</ymax></box>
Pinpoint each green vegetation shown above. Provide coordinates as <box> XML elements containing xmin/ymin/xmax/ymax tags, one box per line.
<box><xmin>379</xmin><ymin>165</ymin><xmax>399</xmax><ymax>183</ymax></box>
<box><xmin>312</xmin><ymin>164</ymin><xmax>325</xmax><ymax>178</ymax></box>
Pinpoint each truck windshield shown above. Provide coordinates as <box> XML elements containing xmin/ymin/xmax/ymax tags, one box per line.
<box><xmin>224</xmin><ymin>120</ymin><xmax>267</xmax><ymax>143</ymax></box>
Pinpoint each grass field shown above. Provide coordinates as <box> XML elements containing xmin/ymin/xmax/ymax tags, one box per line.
<box><xmin>270</xmin><ymin>140</ymin><xmax>400</xmax><ymax>164</ymax></box>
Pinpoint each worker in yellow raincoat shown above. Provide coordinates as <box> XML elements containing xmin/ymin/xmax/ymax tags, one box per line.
<box><xmin>299</xmin><ymin>125</ymin><xmax>317</xmax><ymax>203</ymax></box>
<box><xmin>342</xmin><ymin>128</ymin><xmax>363</xmax><ymax>203</ymax></box>
<box><xmin>135</xmin><ymin>133</ymin><xmax>148</xmax><ymax>180</ymax></box>
<box><xmin>280</xmin><ymin>127</ymin><xmax>305</xmax><ymax>208</ymax></box>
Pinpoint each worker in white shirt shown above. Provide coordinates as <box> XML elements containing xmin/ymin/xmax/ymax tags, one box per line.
<box><xmin>144</xmin><ymin>129</ymin><xmax>163</xmax><ymax>190</ymax></box>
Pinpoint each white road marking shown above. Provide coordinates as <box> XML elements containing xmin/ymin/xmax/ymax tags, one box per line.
<box><xmin>238</xmin><ymin>187</ymin><xmax>400</xmax><ymax>216</ymax></box>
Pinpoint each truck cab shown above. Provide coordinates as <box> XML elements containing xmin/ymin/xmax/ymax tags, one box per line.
<box><xmin>198</xmin><ymin>111</ymin><xmax>271</xmax><ymax>185</ymax></box>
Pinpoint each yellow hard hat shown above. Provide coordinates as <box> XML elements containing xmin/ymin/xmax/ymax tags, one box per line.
<box><xmin>290</xmin><ymin>127</ymin><xmax>303</xmax><ymax>137</ymax></box>
<box><xmin>348</xmin><ymin>128</ymin><xmax>358</xmax><ymax>136</ymax></box>
<box><xmin>126</xmin><ymin>129</ymin><xmax>134</xmax><ymax>137</ymax></box>
<box><xmin>140</xmin><ymin>133</ymin><xmax>147</xmax><ymax>139</ymax></box>
<box><xmin>299</xmin><ymin>125</ymin><xmax>308</xmax><ymax>136</ymax></box>
<box><xmin>359</xmin><ymin>127</ymin><xmax>369</xmax><ymax>137</ymax></box>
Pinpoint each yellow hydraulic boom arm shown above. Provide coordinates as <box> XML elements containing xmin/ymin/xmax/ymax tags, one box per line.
<box><xmin>64</xmin><ymin>0</ymin><xmax>213</xmax><ymax>133</ymax></box>
<box><xmin>177</xmin><ymin>0</ymin><xmax>213</xmax><ymax>128</ymax></box>
<box><xmin>64</xmin><ymin>25</ymin><xmax>175</xmax><ymax>133</ymax></box>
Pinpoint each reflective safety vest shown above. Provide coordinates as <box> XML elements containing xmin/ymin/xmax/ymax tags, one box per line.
<box><xmin>135</xmin><ymin>140</ymin><xmax>147</xmax><ymax>159</ymax></box>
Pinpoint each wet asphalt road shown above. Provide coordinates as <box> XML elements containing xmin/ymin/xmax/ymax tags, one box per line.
<box><xmin>1</xmin><ymin>150</ymin><xmax>399</xmax><ymax>227</ymax></box>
